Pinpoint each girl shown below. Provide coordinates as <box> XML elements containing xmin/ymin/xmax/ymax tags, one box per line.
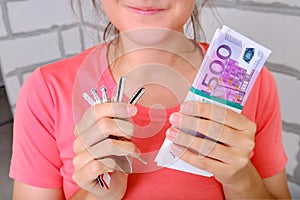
<box><xmin>10</xmin><ymin>0</ymin><xmax>291</xmax><ymax>199</ymax></box>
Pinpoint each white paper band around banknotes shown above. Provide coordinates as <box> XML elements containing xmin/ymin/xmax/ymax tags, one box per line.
<box><xmin>155</xmin><ymin>25</ymin><xmax>271</xmax><ymax>176</ymax></box>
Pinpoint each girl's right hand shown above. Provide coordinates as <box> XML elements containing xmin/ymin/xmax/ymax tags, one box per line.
<box><xmin>72</xmin><ymin>103</ymin><xmax>138</xmax><ymax>199</ymax></box>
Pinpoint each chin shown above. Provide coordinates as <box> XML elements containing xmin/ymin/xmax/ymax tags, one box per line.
<box><xmin>120</xmin><ymin>27</ymin><xmax>184</xmax><ymax>47</ymax></box>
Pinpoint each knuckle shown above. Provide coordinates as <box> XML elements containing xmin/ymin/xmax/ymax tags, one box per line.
<box><xmin>227</xmin><ymin>168</ymin><xmax>236</xmax><ymax>178</ymax></box>
<box><xmin>90</xmin><ymin>161</ymin><xmax>102</xmax><ymax>174</ymax></box>
<box><xmin>249</xmin><ymin>121</ymin><xmax>257</xmax><ymax>134</ymax></box>
<box><xmin>74</xmin><ymin>125</ymin><xmax>81</xmax><ymax>136</ymax></box>
<box><xmin>243</xmin><ymin>117</ymin><xmax>256</xmax><ymax>135</ymax></box>
<box><xmin>239</xmin><ymin>135</ymin><xmax>255</xmax><ymax>153</ymax></box>
<box><xmin>72</xmin><ymin>156</ymin><xmax>80</xmax><ymax>168</ymax></box>
<box><xmin>243</xmin><ymin>137</ymin><xmax>255</xmax><ymax>152</ymax></box>
<box><xmin>247</xmin><ymin>140</ymin><xmax>255</xmax><ymax>151</ymax></box>
<box><xmin>72</xmin><ymin>173</ymin><xmax>78</xmax><ymax>183</ymax></box>
<box><xmin>236</xmin><ymin>156</ymin><xmax>249</xmax><ymax>170</ymax></box>
<box><xmin>73</xmin><ymin>138</ymin><xmax>82</xmax><ymax>154</ymax></box>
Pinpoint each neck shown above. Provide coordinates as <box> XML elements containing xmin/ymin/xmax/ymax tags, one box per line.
<box><xmin>108</xmin><ymin>30</ymin><xmax>201</xmax><ymax>75</ymax></box>
<box><xmin>107</xmin><ymin>30</ymin><xmax>204</xmax><ymax>108</ymax></box>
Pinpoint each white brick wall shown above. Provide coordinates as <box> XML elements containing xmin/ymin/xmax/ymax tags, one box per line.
<box><xmin>202</xmin><ymin>8</ymin><xmax>300</xmax><ymax>70</ymax></box>
<box><xmin>7</xmin><ymin>0</ymin><xmax>78</xmax><ymax>33</ymax></box>
<box><xmin>283</xmin><ymin>130</ymin><xmax>299</xmax><ymax>177</ymax></box>
<box><xmin>0</xmin><ymin>8</ymin><xmax>7</xmax><ymax>37</ymax></box>
<box><xmin>0</xmin><ymin>32</ymin><xmax>61</xmax><ymax>73</ymax></box>
<box><xmin>4</xmin><ymin>76</ymin><xmax>20</xmax><ymax>106</ymax></box>
<box><xmin>240</xmin><ymin>0</ymin><xmax>300</xmax><ymax>7</ymax></box>
<box><xmin>0</xmin><ymin>0</ymin><xmax>299</xmax><ymax>198</ymax></box>
<box><xmin>0</xmin><ymin>0</ymin><xmax>89</xmax><ymax>109</ymax></box>
<box><xmin>62</xmin><ymin>27</ymin><xmax>82</xmax><ymax>55</ymax></box>
<box><xmin>82</xmin><ymin>26</ymin><xmax>102</xmax><ymax>49</ymax></box>
<box><xmin>273</xmin><ymin>72</ymin><xmax>300</xmax><ymax>124</ymax></box>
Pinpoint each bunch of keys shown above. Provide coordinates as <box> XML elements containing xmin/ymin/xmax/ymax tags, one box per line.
<box><xmin>82</xmin><ymin>76</ymin><xmax>146</xmax><ymax>189</ymax></box>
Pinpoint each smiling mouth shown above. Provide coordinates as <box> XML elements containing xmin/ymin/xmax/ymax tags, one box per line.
<box><xmin>127</xmin><ymin>6</ymin><xmax>165</xmax><ymax>15</ymax></box>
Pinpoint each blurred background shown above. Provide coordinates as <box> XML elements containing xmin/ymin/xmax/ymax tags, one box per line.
<box><xmin>0</xmin><ymin>0</ymin><xmax>299</xmax><ymax>199</ymax></box>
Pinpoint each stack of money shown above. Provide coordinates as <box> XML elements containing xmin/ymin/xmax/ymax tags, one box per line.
<box><xmin>155</xmin><ymin>25</ymin><xmax>271</xmax><ymax>176</ymax></box>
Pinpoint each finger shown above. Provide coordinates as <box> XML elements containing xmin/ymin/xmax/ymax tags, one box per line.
<box><xmin>166</xmin><ymin>128</ymin><xmax>238</xmax><ymax>163</ymax></box>
<box><xmin>180</xmin><ymin>101</ymin><xmax>256</xmax><ymax>132</ymax></box>
<box><xmin>95</xmin><ymin>103</ymin><xmax>137</xmax><ymax>119</ymax></box>
<box><xmin>75</xmin><ymin>103</ymin><xmax>137</xmax><ymax>134</ymax></box>
<box><xmin>170</xmin><ymin>144</ymin><xmax>230</xmax><ymax>176</ymax></box>
<box><xmin>72</xmin><ymin>158</ymin><xmax>115</xmax><ymax>186</ymax></box>
<box><xmin>169</xmin><ymin>113</ymin><xmax>244</xmax><ymax>146</ymax></box>
<box><xmin>73</xmin><ymin>148</ymin><xmax>95</xmax><ymax>170</ymax></box>
<box><xmin>89</xmin><ymin>139</ymin><xmax>140</xmax><ymax>159</ymax></box>
<box><xmin>98</xmin><ymin>118</ymin><xmax>135</xmax><ymax>140</ymax></box>
<box><xmin>76</xmin><ymin>118</ymin><xmax>134</xmax><ymax>153</ymax></box>
<box><xmin>98</xmin><ymin>157</ymin><xmax>119</xmax><ymax>172</ymax></box>
<box><xmin>73</xmin><ymin>148</ymin><xmax>118</xmax><ymax>171</ymax></box>
<box><xmin>105</xmin><ymin>155</ymin><xmax>132</xmax><ymax>173</ymax></box>
<box><xmin>73</xmin><ymin>137</ymin><xmax>86</xmax><ymax>155</ymax></box>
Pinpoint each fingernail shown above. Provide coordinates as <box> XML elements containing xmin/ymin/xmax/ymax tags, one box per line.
<box><xmin>180</xmin><ymin>102</ymin><xmax>193</xmax><ymax>114</ymax></box>
<box><xmin>166</xmin><ymin>128</ymin><xmax>178</xmax><ymax>140</ymax></box>
<box><xmin>127</xmin><ymin>105</ymin><xmax>137</xmax><ymax>116</ymax></box>
<box><xmin>169</xmin><ymin>113</ymin><xmax>181</xmax><ymax>126</ymax></box>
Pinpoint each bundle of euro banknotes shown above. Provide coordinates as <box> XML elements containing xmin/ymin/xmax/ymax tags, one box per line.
<box><xmin>155</xmin><ymin>25</ymin><xmax>271</xmax><ymax>176</ymax></box>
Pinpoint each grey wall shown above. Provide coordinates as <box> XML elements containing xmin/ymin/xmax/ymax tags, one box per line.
<box><xmin>0</xmin><ymin>0</ymin><xmax>299</xmax><ymax>198</ymax></box>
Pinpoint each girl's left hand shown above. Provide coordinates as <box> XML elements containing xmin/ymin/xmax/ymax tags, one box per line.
<box><xmin>166</xmin><ymin>101</ymin><xmax>257</xmax><ymax>186</ymax></box>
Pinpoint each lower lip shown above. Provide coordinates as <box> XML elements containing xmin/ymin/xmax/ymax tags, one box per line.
<box><xmin>128</xmin><ymin>7</ymin><xmax>164</xmax><ymax>16</ymax></box>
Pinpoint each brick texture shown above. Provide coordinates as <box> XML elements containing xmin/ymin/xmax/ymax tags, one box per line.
<box><xmin>0</xmin><ymin>8</ymin><xmax>7</xmax><ymax>37</ymax></box>
<box><xmin>7</xmin><ymin>0</ymin><xmax>77</xmax><ymax>33</ymax></box>
<box><xmin>273</xmin><ymin>72</ymin><xmax>300</xmax><ymax>124</ymax></box>
<box><xmin>0</xmin><ymin>32</ymin><xmax>61</xmax><ymax>73</ymax></box>
<box><xmin>62</xmin><ymin>27</ymin><xmax>82</xmax><ymax>56</ymax></box>
<box><xmin>0</xmin><ymin>0</ymin><xmax>299</xmax><ymax>198</ymax></box>
<box><xmin>202</xmin><ymin>8</ymin><xmax>300</xmax><ymax>70</ymax></box>
<box><xmin>3</xmin><ymin>76</ymin><xmax>20</xmax><ymax>106</ymax></box>
<box><xmin>240</xmin><ymin>0</ymin><xmax>300</xmax><ymax>7</ymax></box>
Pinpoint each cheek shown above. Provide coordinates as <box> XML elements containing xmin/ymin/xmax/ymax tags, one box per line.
<box><xmin>100</xmin><ymin>0</ymin><xmax>120</xmax><ymax>24</ymax></box>
<box><xmin>100</xmin><ymin>0</ymin><xmax>133</xmax><ymax>31</ymax></box>
<box><xmin>171</xmin><ymin>1</ymin><xmax>195</xmax><ymax>29</ymax></box>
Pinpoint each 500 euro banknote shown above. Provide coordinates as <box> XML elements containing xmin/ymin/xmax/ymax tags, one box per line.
<box><xmin>155</xmin><ymin>26</ymin><xmax>271</xmax><ymax>176</ymax></box>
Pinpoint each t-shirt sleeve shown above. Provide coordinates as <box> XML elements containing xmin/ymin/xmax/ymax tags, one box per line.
<box><xmin>250</xmin><ymin>67</ymin><xmax>288</xmax><ymax>178</ymax></box>
<box><xmin>9</xmin><ymin>68</ymin><xmax>63</xmax><ymax>188</ymax></box>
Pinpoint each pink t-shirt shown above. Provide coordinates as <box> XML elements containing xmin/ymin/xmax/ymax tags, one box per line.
<box><xmin>10</xmin><ymin>43</ymin><xmax>287</xmax><ymax>199</ymax></box>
